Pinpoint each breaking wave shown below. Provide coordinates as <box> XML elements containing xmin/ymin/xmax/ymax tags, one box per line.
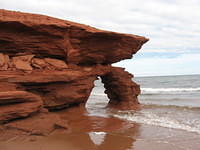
<box><xmin>142</xmin><ymin>87</ymin><xmax>200</xmax><ymax>94</ymax></box>
<box><xmin>113</xmin><ymin>111</ymin><xmax>200</xmax><ymax>134</ymax></box>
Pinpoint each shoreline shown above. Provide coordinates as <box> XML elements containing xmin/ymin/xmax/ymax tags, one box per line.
<box><xmin>1</xmin><ymin>106</ymin><xmax>200</xmax><ymax>150</ymax></box>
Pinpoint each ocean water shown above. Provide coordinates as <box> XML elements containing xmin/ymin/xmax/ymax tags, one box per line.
<box><xmin>86</xmin><ymin>74</ymin><xmax>200</xmax><ymax>135</ymax></box>
<box><xmin>136</xmin><ymin>75</ymin><xmax>200</xmax><ymax>108</ymax></box>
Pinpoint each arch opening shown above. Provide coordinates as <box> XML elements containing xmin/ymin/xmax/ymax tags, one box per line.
<box><xmin>86</xmin><ymin>77</ymin><xmax>109</xmax><ymax>116</ymax></box>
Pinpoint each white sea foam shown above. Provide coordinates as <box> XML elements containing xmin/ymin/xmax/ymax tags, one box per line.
<box><xmin>113</xmin><ymin>112</ymin><xmax>200</xmax><ymax>134</ymax></box>
<box><xmin>141</xmin><ymin>87</ymin><xmax>200</xmax><ymax>94</ymax></box>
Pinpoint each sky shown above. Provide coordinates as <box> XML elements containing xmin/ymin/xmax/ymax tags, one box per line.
<box><xmin>1</xmin><ymin>0</ymin><xmax>200</xmax><ymax>76</ymax></box>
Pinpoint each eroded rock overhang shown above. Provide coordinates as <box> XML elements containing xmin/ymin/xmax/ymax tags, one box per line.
<box><xmin>0</xmin><ymin>9</ymin><xmax>148</xmax><ymax>123</ymax></box>
<box><xmin>0</xmin><ymin>9</ymin><xmax>148</xmax><ymax>65</ymax></box>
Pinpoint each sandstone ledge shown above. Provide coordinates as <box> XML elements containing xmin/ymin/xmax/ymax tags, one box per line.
<box><xmin>0</xmin><ymin>9</ymin><xmax>148</xmax><ymax>65</ymax></box>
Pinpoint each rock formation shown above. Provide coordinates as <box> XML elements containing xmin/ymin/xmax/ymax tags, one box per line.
<box><xmin>101</xmin><ymin>67</ymin><xmax>141</xmax><ymax>109</ymax></box>
<box><xmin>0</xmin><ymin>9</ymin><xmax>148</xmax><ymax>135</ymax></box>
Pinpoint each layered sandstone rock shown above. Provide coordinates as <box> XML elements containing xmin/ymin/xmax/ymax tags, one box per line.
<box><xmin>0</xmin><ymin>9</ymin><xmax>147</xmax><ymax>65</ymax></box>
<box><xmin>101</xmin><ymin>67</ymin><xmax>141</xmax><ymax>109</ymax></box>
<box><xmin>0</xmin><ymin>9</ymin><xmax>148</xmax><ymax>135</ymax></box>
<box><xmin>4</xmin><ymin>112</ymin><xmax>68</xmax><ymax>136</ymax></box>
<box><xmin>0</xmin><ymin>90</ymin><xmax>43</xmax><ymax>123</ymax></box>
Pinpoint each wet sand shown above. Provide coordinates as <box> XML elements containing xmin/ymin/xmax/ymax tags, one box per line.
<box><xmin>1</xmin><ymin>106</ymin><xmax>200</xmax><ymax>150</ymax></box>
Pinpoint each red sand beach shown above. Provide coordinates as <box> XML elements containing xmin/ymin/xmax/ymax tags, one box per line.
<box><xmin>1</xmin><ymin>106</ymin><xmax>200</xmax><ymax>150</ymax></box>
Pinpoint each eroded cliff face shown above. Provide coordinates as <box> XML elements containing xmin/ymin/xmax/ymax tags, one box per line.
<box><xmin>0</xmin><ymin>9</ymin><xmax>148</xmax><ymax>136</ymax></box>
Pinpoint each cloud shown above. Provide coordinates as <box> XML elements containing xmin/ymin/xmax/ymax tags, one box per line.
<box><xmin>115</xmin><ymin>53</ymin><xmax>200</xmax><ymax>76</ymax></box>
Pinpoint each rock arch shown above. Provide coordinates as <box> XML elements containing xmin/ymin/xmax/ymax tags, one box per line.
<box><xmin>0</xmin><ymin>9</ymin><xmax>148</xmax><ymax>124</ymax></box>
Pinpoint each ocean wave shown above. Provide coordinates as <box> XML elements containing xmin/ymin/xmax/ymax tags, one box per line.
<box><xmin>113</xmin><ymin>112</ymin><xmax>200</xmax><ymax>134</ymax></box>
<box><xmin>141</xmin><ymin>103</ymin><xmax>200</xmax><ymax>110</ymax></box>
<box><xmin>141</xmin><ymin>87</ymin><xmax>200</xmax><ymax>94</ymax></box>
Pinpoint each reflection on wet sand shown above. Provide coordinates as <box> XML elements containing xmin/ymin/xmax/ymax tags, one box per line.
<box><xmin>0</xmin><ymin>106</ymin><xmax>140</xmax><ymax>150</ymax></box>
<box><xmin>55</xmin><ymin>106</ymin><xmax>140</xmax><ymax>150</ymax></box>
<box><xmin>49</xmin><ymin>131</ymin><xmax>137</xmax><ymax>150</ymax></box>
<box><xmin>1</xmin><ymin>105</ymin><xmax>200</xmax><ymax>150</ymax></box>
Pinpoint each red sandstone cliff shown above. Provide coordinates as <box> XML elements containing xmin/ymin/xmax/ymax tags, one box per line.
<box><xmin>0</xmin><ymin>9</ymin><xmax>148</xmax><ymax>136</ymax></box>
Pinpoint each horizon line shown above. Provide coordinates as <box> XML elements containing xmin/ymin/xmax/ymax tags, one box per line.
<box><xmin>135</xmin><ymin>73</ymin><xmax>200</xmax><ymax>78</ymax></box>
